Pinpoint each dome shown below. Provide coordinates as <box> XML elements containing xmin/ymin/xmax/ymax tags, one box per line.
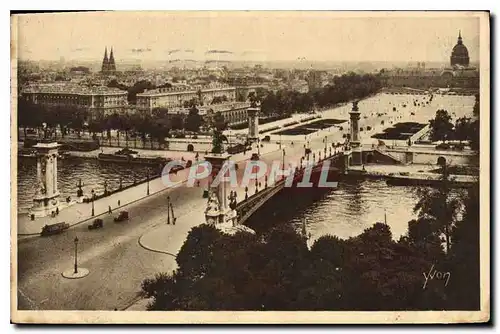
<box><xmin>450</xmin><ymin>31</ymin><xmax>470</xmax><ymax>67</ymax></box>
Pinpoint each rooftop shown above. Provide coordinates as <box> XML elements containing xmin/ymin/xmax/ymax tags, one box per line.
<box><xmin>22</xmin><ymin>83</ymin><xmax>127</xmax><ymax>96</ymax></box>
<box><xmin>137</xmin><ymin>83</ymin><xmax>235</xmax><ymax>97</ymax></box>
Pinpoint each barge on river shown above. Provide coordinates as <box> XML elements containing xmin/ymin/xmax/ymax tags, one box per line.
<box><xmin>98</xmin><ymin>148</ymin><xmax>168</xmax><ymax>167</ymax></box>
<box><xmin>385</xmin><ymin>172</ymin><xmax>476</xmax><ymax>188</ymax></box>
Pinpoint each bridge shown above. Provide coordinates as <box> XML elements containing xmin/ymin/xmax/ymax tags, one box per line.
<box><xmin>234</xmin><ymin>150</ymin><xmax>345</xmax><ymax>225</ymax></box>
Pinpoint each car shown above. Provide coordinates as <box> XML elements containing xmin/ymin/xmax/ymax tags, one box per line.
<box><xmin>40</xmin><ymin>222</ymin><xmax>70</xmax><ymax>236</ymax></box>
<box><xmin>250</xmin><ymin>153</ymin><xmax>260</xmax><ymax>161</ymax></box>
<box><xmin>114</xmin><ymin>211</ymin><xmax>129</xmax><ymax>222</ymax></box>
<box><xmin>88</xmin><ymin>218</ymin><xmax>104</xmax><ymax>230</ymax></box>
<box><xmin>305</xmin><ymin>148</ymin><xmax>312</xmax><ymax>155</ymax></box>
<box><xmin>261</xmin><ymin>135</ymin><xmax>271</xmax><ymax>142</ymax></box>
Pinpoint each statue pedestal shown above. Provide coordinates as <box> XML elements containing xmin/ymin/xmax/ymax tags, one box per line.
<box><xmin>30</xmin><ymin>141</ymin><xmax>62</xmax><ymax>218</ymax></box>
<box><xmin>204</xmin><ymin>153</ymin><xmax>234</xmax><ymax>225</ymax></box>
<box><xmin>30</xmin><ymin>192</ymin><xmax>61</xmax><ymax>218</ymax></box>
<box><xmin>247</xmin><ymin>107</ymin><xmax>260</xmax><ymax>142</ymax></box>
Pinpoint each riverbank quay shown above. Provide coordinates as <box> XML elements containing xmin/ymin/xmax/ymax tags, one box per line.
<box><xmin>17</xmin><ymin>142</ymin><xmax>282</xmax><ymax>236</ymax></box>
<box><xmin>346</xmin><ymin>164</ymin><xmax>477</xmax><ymax>187</ymax></box>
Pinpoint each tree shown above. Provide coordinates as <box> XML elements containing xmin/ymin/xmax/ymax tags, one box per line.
<box><xmin>185</xmin><ymin>106</ymin><xmax>202</xmax><ymax>133</ymax></box>
<box><xmin>454</xmin><ymin>117</ymin><xmax>471</xmax><ymax>143</ymax></box>
<box><xmin>68</xmin><ymin>107</ymin><xmax>88</xmax><ymax>138</ymax></box>
<box><xmin>413</xmin><ymin>165</ymin><xmax>463</xmax><ymax>253</ymax></box>
<box><xmin>170</xmin><ymin>115</ymin><xmax>184</xmax><ymax>131</ymax></box>
<box><xmin>133</xmin><ymin>114</ymin><xmax>153</xmax><ymax>148</ymax></box>
<box><xmin>429</xmin><ymin>109</ymin><xmax>454</xmax><ymax>142</ymax></box>
<box><xmin>152</xmin><ymin>107</ymin><xmax>169</xmax><ymax>119</ymax></box>
<box><xmin>213</xmin><ymin>112</ymin><xmax>227</xmax><ymax>132</ymax></box>
<box><xmin>88</xmin><ymin>119</ymin><xmax>104</xmax><ymax>140</ymax></box>
<box><xmin>211</xmin><ymin>129</ymin><xmax>227</xmax><ymax>154</ymax></box>
<box><xmin>447</xmin><ymin>182</ymin><xmax>480</xmax><ymax>309</ymax></box>
<box><xmin>469</xmin><ymin>95</ymin><xmax>480</xmax><ymax>151</ymax></box>
<box><xmin>141</xmin><ymin>219</ymin><xmax>450</xmax><ymax>311</ymax></box>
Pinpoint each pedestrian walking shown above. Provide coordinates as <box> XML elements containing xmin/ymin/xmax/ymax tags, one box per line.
<box><xmin>108</xmin><ymin>205</ymin><xmax>112</xmax><ymax>214</ymax></box>
<box><xmin>56</xmin><ymin>207</ymin><xmax>59</xmax><ymax>215</ymax></box>
<box><xmin>118</xmin><ymin>200</ymin><xmax>121</xmax><ymax>206</ymax></box>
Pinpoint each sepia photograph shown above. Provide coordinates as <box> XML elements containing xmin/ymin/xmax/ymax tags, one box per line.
<box><xmin>10</xmin><ymin>11</ymin><xmax>490</xmax><ymax>324</ymax></box>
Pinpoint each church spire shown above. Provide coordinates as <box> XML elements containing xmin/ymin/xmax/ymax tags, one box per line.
<box><xmin>101</xmin><ymin>47</ymin><xmax>109</xmax><ymax>73</ymax></box>
<box><xmin>109</xmin><ymin>47</ymin><xmax>116</xmax><ymax>71</ymax></box>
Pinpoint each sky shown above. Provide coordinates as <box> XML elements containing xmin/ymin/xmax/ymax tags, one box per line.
<box><xmin>14</xmin><ymin>11</ymin><xmax>481</xmax><ymax>63</ymax></box>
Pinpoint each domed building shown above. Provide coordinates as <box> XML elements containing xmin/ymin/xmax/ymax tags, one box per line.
<box><xmin>450</xmin><ymin>31</ymin><xmax>470</xmax><ymax>67</ymax></box>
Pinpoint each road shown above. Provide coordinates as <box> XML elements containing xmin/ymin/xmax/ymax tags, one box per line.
<box><xmin>17</xmin><ymin>184</ymin><xmax>205</xmax><ymax>310</ymax></box>
<box><xmin>16</xmin><ymin>141</ymin><xmax>311</xmax><ymax>311</ymax></box>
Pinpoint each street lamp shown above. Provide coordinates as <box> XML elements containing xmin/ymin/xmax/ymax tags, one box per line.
<box><xmin>74</xmin><ymin>236</ymin><xmax>79</xmax><ymax>274</ymax></box>
<box><xmin>282</xmin><ymin>149</ymin><xmax>286</xmax><ymax>173</ymax></box>
<box><xmin>146</xmin><ymin>168</ymin><xmax>150</xmax><ymax>196</ymax></box>
<box><xmin>91</xmin><ymin>189</ymin><xmax>95</xmax><ymax>216</ymax></box>
<box><xmin>279</xmin><ymin>134</ymin><xmax>282</xmax><ymax>149</ymax></box>
<box><xmin>257</xmin><ymin>138</ymin><xmax>260</xmax><ymax>155</ymax></box>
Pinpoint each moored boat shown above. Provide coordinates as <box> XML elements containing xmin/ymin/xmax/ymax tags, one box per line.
<box><xmin>385</xmin><ymin>173</ymin><xmax>475</xmax><ymax>188</ymax></box>
<box><xmin>98</xmin><ymin>148</ymin><xmax>168</xmax><ymax>166</ymax></box>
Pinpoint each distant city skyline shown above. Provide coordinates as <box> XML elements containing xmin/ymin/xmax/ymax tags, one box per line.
<box><xmin>16</xmin><ymin>12</ymin><xmax>480</xmax><ymax>64</ymax></box>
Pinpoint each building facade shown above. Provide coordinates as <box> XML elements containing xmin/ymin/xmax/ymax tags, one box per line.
<box><xmin>136</xmin><ymin>83</ymin><xmax>236</xmax><ymax>112</ymax></box>
<box><xmin>22</xmin><ymin>83</ymin><xmax>128</xmax><ymax>118</ymax></box>
<box><xmin>201</xmin><ymin>102</ymin><xmax>251</xmax><ymax>126</ymax></box>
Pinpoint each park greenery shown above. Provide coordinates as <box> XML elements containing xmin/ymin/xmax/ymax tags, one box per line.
<box><xmin>141</xmin><ymin>174</ymin><xmax>480</xmax><ymax>311</ymax></box>
<box><xmin>257</xmin><ymin>72</ymin><xmax>382</xmax><ymax>116</ymax></box>
<box><xmin>429</xmin><ymin>94</ymin><xmax>479</xmax><ymax>150</ymax></box>
<box><xmin>18</xmin><ymin>98</ymin><xmax>205</xmax><ymax>148</ymax></box>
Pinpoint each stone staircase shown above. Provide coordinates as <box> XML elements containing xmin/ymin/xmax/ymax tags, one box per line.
<box><xmin>373</xmin><ymin>147</ymin><xmax>406</xmax><ymax>165</ymax></box>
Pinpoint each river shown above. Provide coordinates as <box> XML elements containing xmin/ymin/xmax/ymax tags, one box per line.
<box><xmin>16</xmin><ymin>157</ymin><xmax>152</xmax><ymax>213</ymax></box>
<box><xmin>245</xmin><ymin>179</ymin><xmax>420</xmax><ymax>241</ymax></box>
<box><xmin>17</xmin><ymin>155</ymin><xmax>419</xmax><ymax>240</ymax></box>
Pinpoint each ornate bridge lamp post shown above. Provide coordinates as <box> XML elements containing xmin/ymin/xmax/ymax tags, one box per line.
<box><xmin>74</xmin><ymin>236</ymin><xmax>79</xmax><ymax>274</ymax></box>
<box><xmin>282</xmin><ymin>149</ymin><xmax>286</xmax><ymax>173</ymax></box>
<box><xmin>146</xmin><ymin>168</ymin><xmax>150</xmax><ymax>196</ymax></box>
<box><xmin>76</xmin><ymin>179</ymin><xmax>84</xmax><ymax>198</ymax></box>
<box><xmin>91</xmin><ymin>189</ymin><xmax>95</xmax><ymax>216</ymax></box>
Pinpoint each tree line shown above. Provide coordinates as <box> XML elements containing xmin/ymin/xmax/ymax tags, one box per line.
<box><xmin>141</xmin><ymin>172</ymin><xmax>479</xmax><ymax>311</ymax></box>
<box><xmin>17</xmin><ymin>98</ymin><xmax>206</xmax><ymax>148</ymax></box>
<box><xmin>429</xmin><ymin>94</ymin><xmax>480</xmax><ymax>150</ymax></box>
<box><xmin>256</xmin><ymin>72</ymin><xmax>382</xmax><ymax>117</ymax></box>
